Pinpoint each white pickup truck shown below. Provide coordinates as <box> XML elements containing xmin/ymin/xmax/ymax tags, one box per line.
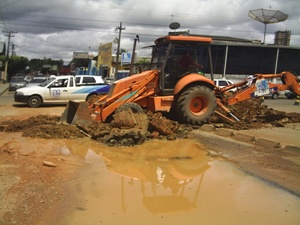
<box><xmin>75</xmin><ymin>75</ymin><xmax>105</xmax><ymax>85</ymax></box>
<box><xmin>14</xmin><ymin>75</ymin><xmax>110</xmax><ymax>107</ymax></box>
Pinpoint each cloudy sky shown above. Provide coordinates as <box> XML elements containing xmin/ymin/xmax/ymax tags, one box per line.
<box><xmin>0</xmin><ymin>0</ymin><xmax>299</xmax><ymax>64</ymax></box>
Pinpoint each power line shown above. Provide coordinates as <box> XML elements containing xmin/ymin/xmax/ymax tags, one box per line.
<box><xmin>0</xmin><ymin>0</ymin><xmax>20</xmax><ymax>9</ymax></box>
<box><xmin>1</xmin><ymin>15</ymin><xmax>293</xmax><ymax>38</ymax></box>
<box><xmin>3</xmin><ymin>30</ymin><xmax>18</xmax><ymax>57</ymax></box>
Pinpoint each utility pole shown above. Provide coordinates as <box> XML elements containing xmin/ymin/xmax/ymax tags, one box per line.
<box><xmin>3</xmin><ymin>30</ymin><xmax>18</xmax><ymax>83</ymax></box>
<box><xmin>11</xmin><ymin>43</ymin><xmax>15</xmax><ymax>56</ymax></box>
<box><xmin>129</xmin><ymin>35</ymin><xmax>139</xmax><ymax>75</ymax></box>
<box><xmin>115</xmin><ymin>22</ymin><xmax>125</xmax><ymax>80</ymax></box>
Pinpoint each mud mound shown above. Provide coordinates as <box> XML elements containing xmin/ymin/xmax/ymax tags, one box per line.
<box><xmin>76</xmin><ymin>110</ymin><xmax>191</xmax><ymax>146</ymax></box>
<box><xmin>0</xmin><ymin>111</ymin><xmax>191</xmax><ymax>146</ymax></box>
<box><xmin>210</xmin><ymin>99</ymin><xmax>300</xmax><ymax>130</ymax></box>
<box><xmin>0</xmin><ymin>115</ymin><xmax>85</xmax><ymax>139</ymax></box>
<box><xmin>1</xmin><ymin>99</ymin><xmax>300</xmax><ymax>145</ymax></box>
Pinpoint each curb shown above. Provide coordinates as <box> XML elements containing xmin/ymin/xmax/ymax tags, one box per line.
<box><xmin>199</xmin><ymin>124</ymin><xmax>300</xmax><ymax>151</ymax></box>
<box><xmin>0</xmin><ymin>86</ymin><xmax>8</xmax><ymax>95</ymax></box>
<box><xmin>255</xmin><ymin>137</ymin><xmax>281</xmax><ymax>149</ymax></box>
<box><xmin>232</xmin><ymin>132</ymin><xmax>255</xmax><ymax>143</ymax></box>
<box><xmin>283</xmin><ymin>145</ymin><xmax>300</xmax><ymax>152</ymax></box>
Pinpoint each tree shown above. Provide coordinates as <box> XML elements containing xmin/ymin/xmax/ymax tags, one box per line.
<box><xmin>70</xmin><ymin>58</ymin><xmax>89</xmax><ymax>68</ymax></box>
<box><xmin>137</xmin><ymin>57</ymin><xmax>150</xmax><ymax>65</ymax></box>
<box><xmin>28</xmin><ymin>58</ymin><xmax>64</xmax><ymax>74</ymax></box>
<box><xmin>0</xmin><ymin>55</ymin><xmax>29</xmax><ymax>80</ymax></box>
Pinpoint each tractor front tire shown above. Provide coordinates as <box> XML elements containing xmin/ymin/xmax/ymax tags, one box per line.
<box><xmin>176</xmin><ymin>85</ymin><xmax>216</xmax><ymax>125</ymax></box>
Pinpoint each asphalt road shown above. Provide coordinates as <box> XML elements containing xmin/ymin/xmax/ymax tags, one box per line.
<box><xmin>263</xmin><ymin>96</ymin><xmax>300</xmax><ymax>113</ymax></box>
<box><xmin>0</xmin><ymin>90</ymin><xmax>15</xmax><ymax>105</ymax></box>
<box><xmin>1</xmin><ymin>88</ymin><xmax>299</xmax><ymax>113</ymax></box>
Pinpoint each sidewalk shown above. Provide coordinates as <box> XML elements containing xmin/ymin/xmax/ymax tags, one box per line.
<box><xmin>0</xmin><ymin>82</ymin><xmax>9</xmax><ymax>95</ymax></box>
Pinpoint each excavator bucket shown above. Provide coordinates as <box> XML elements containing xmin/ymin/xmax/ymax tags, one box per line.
<box><xmin>60</xmin><ymin>101</ymin><xmax>94</xmax><ymax>126</ymax></box>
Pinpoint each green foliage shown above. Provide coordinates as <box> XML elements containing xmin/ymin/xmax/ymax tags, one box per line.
<box><xmin>137</xmin><ymin>57</ymin><xmax>150</xmax><ymax>65</ymax></box>
<box><xmin>0</xmin><ymin>55</ymin><xmax>5</xmax><ymax>65</ymax></box>
<box><xmin>28</xmin><ymin>58</ymin><xmax>63</xmax><ymax>73</ymax></box>
<box><xmin>0</xmin><ymin>56</ymin><xmax>65</xmax><ymax>81</ymax></box>
<box><xmin>0</xmin><ymin>56</ymin><xmax>29</xmax><ymax>80</ymax></box>
<box><xmin>70</xmin><ymin>58</ymin><xmax>89</xmax><ymax>67</ymax></box>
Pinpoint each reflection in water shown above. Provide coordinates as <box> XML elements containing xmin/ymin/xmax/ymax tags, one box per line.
<box><xmin>60</xmin><ymin>139</ymin><xmax>300</xmax><ymax>225</ymax></box>
<box><xmin>64</xmin><ymin>139</ymin><xmax>211</xmax><ymax>214</ymax></box>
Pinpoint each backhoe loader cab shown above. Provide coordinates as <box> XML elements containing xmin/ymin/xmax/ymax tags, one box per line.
<box><xmin>150</xmin><ymin>35</ymin><xmax>214</xmax><ymax>95</ymax></box>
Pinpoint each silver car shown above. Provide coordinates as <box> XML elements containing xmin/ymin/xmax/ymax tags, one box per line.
<box><xmin>25</xmin><ymin>77</ymin><xmax>50</xmax><ymax>87</ymax></box>
<box><xmin>9</xmin><ymin>76</ymin><xmax>27</xmax><ymax>91</ymax></box>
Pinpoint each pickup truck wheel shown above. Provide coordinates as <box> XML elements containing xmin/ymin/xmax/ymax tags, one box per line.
<box><xmin>176</xmin><ymin>85</ymin><xmax>216</xmax><ymax>125</ymax></box>
<box><xmin>86</xmin><ymin>94</ymin><xmax>99</xmax><ymax>104</ymax></box>
<box><xmin>272</xmin><ymin>92</ymin><xmax>279</xmax><ymax>99</ymax></box>
<box><xmin>28</xmin><ymin>95</ymin><xmax>42</xmax><ymax>108</ymax></box>
<box><xmin>116</xmin><ymin>103</ymin><xmax>143</xmax><ymax>113</ymax></box>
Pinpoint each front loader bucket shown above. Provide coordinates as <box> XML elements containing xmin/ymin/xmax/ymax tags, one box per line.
<box><xmin>60</xmin><ymin>101</ymin><xmax>93</xmax><ymax>126</ymax></box>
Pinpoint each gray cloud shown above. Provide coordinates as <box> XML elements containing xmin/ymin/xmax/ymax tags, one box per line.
<box><xmin>1</xmin><ymin>0</ymin><xmax>299</xmax><ymax>63</ymax></box>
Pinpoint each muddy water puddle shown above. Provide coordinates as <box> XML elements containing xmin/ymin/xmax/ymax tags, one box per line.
<box><xmin>57</xmin><ymin>139</ymin><xmax>300</xmax><ymax>225</ymax></box>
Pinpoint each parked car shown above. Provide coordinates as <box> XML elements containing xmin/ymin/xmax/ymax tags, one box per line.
<box><xmin>285</xmin><ymin>90</ymin><xmax>297</xmax><ymax>99</ymax></box>
<box><xmin>264</xmin><ymin>82</ymin><xmax>285</xmax><ymax>100</ymax></box>
<box><xmin>25</xmin><ymin>76</ymin><xmax>51</xmax><ymax>87</ymax></box>
<box><xmin>264</xmin><ymin>90</ymin><xmax>281</xmax><ymax>99</ymax></box>
<box><xmin>9</xmin><ymin>76</ymin><xmax>27</xmax><ymax>91</ymax></box>
<box><xmin>104</xmin><ymin>77</ymin><xmax>115</xmax><ymax>85</ymax></box>
<box><xmin>24</xmin><ymin>75</ymin><xmax>33</xmax><ymax>82</ymax></box>
<box><xmin>214</xmin><ymin>79</ymin><xmax>237</xmax><ymax>92</ymax></box>
<box><xmin>14</xmin><ymin>73</ymin><xmax>26</xmax><ymax>77</ymax></box>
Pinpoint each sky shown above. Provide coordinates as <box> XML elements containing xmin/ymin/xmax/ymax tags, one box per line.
<box><xmin>0</xmin><ymin>0</ymin><xmax>299</xmax><ymax>64</ymax></box>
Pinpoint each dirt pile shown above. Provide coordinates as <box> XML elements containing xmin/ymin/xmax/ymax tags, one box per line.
<box><xmin>1</xmin><ymin>99</ymin><xmax>300</xmax><ymax>145</ymax></box>
<box><xmin>76</xmin><ymin>110</ymin><xmax>191</xmax><ymax>146</ymax></box>
<box><xmin>0</xmin><ymin>110</ymin><xmax>191</xmax><ymax>146</ymax></box>
<box><xmin>210</xmin><ymin>99</ymin><xmax>300</xmax><ymax>129</ymax></box>
<box><xmin>0</xmin><ymin>115</ymin><xmax>85</xmax><ymax>139</ymax></box>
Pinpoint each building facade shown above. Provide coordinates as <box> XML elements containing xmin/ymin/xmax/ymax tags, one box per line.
<box><xmin>274</xmin><ymin>30</ymin><xmax>291</xmax><ymax>46</ymax></box>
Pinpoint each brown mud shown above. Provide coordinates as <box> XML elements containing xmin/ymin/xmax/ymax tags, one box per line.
<box><xmin>211</xmin><ymin>98</ymin><xmax>300</xmax><ymax>129</ymax></box>
<box><xmin>1</xmin><ymin>99</ymin><xmax>300</xmax><ymax>146</ymax></box>
<box><xmin>1</xmin><ymin>99</ymin><xmax>300</xmax><ymax>225</ymax></box>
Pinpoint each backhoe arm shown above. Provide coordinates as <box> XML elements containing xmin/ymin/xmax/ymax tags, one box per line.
<box><xmin>92</xmin><ymin>70</ymin><xmax>159</xmax><ymax>122</ymax></box>
<box><xmin>221</xmin><ymin>71</ymin><xmax>300</xmax><ymax>105</ymax></box>
<box><xmin>214</xmin><ymin>71</ymin><xmax>300</xmax><ymax>123</ymax></box>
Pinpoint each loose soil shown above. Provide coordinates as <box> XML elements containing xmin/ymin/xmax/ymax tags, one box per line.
<box><xmin>1</xmin><ymin>99</ymin><xmax>300</xmax><ymax>146</ymax></box>
<box><xmin>1</xmin><ymin>99</ymin><xmax>300</xmax><ymax>225</ymax></box>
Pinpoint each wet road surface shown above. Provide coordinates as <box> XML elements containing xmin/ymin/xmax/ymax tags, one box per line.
<box><xmin>54</xmin><ymin>139</ymin><xmax>300</xmax><ymax>225</ymax></box>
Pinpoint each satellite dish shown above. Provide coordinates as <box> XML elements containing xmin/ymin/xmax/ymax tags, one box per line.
<box><xmin>248</xmin><ymin>8</ymin><xmax>288</xmax><ymax>44</ymax></box>
<box><xmin>169</xmin><ymin>22</ymin><xmax>180</xmax><ymax>30</ymax></box>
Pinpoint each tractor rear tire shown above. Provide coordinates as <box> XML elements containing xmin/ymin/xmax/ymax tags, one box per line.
<box><xmin>176</xmin><ymin>85</ymin><xmax>216</xmax><ymax>125</ymax></box>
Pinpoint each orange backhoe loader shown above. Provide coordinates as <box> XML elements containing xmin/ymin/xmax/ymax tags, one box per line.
<box><xmin>62</xmin><ymin>34</ymin><xmax>300</xmax><ymax>125</ymax></box>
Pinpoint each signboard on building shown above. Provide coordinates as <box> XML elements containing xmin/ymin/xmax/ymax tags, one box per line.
<box><xmin>121</xmin><ymin>52</ymin><xmax>132</xmax><ymax>65</ymax></box>
<box><xmin>42</xmin><ymin>64</ymin><xmax>58</xmax><ymax>70</ymax></box>
<box><xmin>98</xmin><ymin>42</ymin><xmax>112</xmax><ymax>66</ymax></box>
<box><xmin>73</xmin><ymin>52</ymin><xmax>89</xmax><ymax>59</ymax></box>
